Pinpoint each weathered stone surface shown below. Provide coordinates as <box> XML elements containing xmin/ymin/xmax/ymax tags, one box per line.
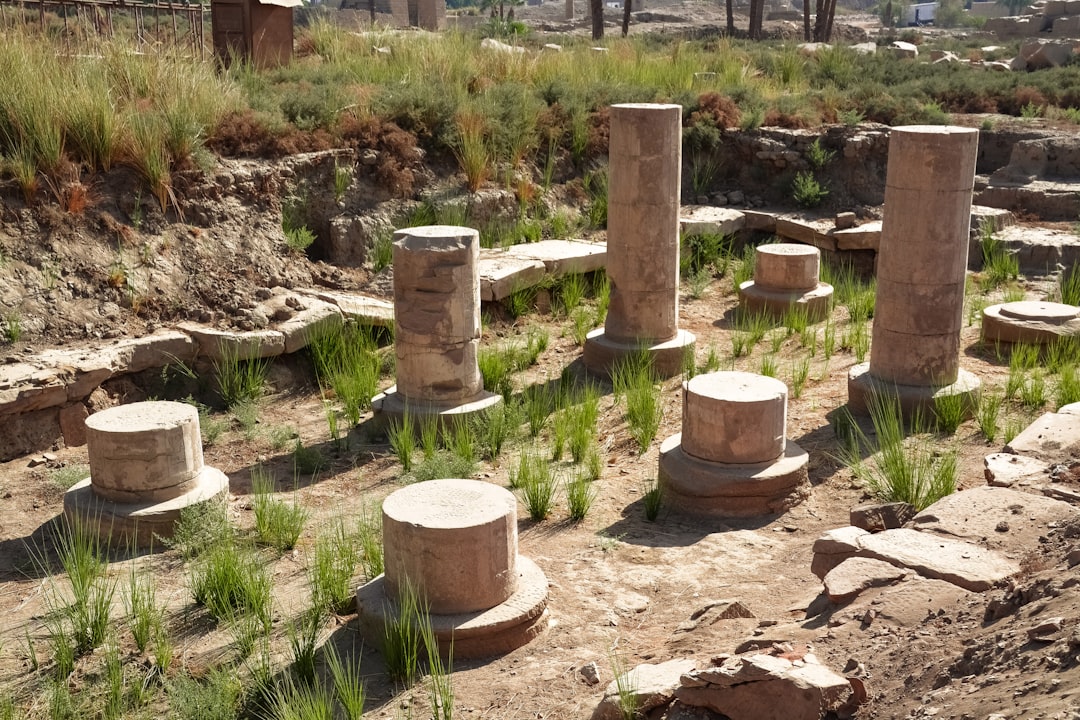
<box><xmin>911</xmin><ymin>486</ymin><xmax>1078</xmax><ymax>556</ymax></box>
<box><xmin>811</xmin><ymin>526</ymin><xmax>869</xmax><ymax>579</ymax></box>
<box><xmin>1019</xmin><ymin>38</ymin><xmax>1074</xmax><ymax>68</ymax></box>
<box><xmin>676</xmin><ymin>654</ymin><xmax>852</xmax><ymax>720</ymax></box>
<box><xmin>849</xmin><ymin>501</ymin><xmax>916</xmax><ymax>532</ymax></box>
<box><xmin>278</xmin><ymin>296</ymin><xmax>344</xmax><ymax>354</ymax></box>
<box><xmin>58</xmin><ymin>402</ymin><xmax>89</xmax><ymax>447</ymax></box>
<box><xmin>592</xmin><ymin>659</ymin><xmax>698</xmax><ymax>720</ymax></box>
<box><xmin>506</xmin><ymin>239</ymin><xmax>606</xmax><ymax>276</ymax></box>
<box><xmin>823</xmin><ymin>557</ymin><xmax>910</xmax><ymax>604</ymax></box>
<box><xmin>679</xmin><ymin>206</ymin><xmax>746</xmax><ymax>238</ymax></box>
<box><xmin>775</xmin><ymin>217</ymin><xmax>836</xmax><ymax>251</ymax></box>
<box><xmin>675</xmin><ymin>599</ymin><xmax>755</xmax><ymax>632</ymax></box>
<box><xmin>1005</xmin><ymin>411</ymin><xmax>1080</xmax><ymax>462</ymax></box>
<box><xmin>839</xmin><ymin>576</ymin><xmax>976</xmax><ymax>627</ymax></box>
<box><xmin>301</xmin><ymin>289</ymin><xmax>394</xmax><ymax>327</ymax></box>
<box><xmin>984</xmin><ymin>452</ymin><xmax>1051</xmax><ymax>486</ymax></box>
<box><xmin>753</xmin><ymin>243</ymin><xmax>820</xmax><ymax>291</ymax></box>
<box><xmin>831</xmin><ymin>221</ymin><xmax>881</xmax><ymax>250</ymax></box>
<box><xmin>982</xmin><ymin>301</ymin><xmax>1080</xmax><ymax>345</ymax></box>
<box><xmin>480</xmin><ymin>37</ymin><xmax>525</xmax><ymax>53</ymax></box>
<box><xmin>855</xmin><ymin>528</ymin><xmax>1019</xmax><ymax>592</ymax></box>
<box><xmin>681</xmin><ymin>372</ymin><xmax>787</xmax><ymax>464</ymax></box>
<box><xmin>742</xmin><ymin>210</ymin><xmax>777</xmax><ymax>232</ymax></box>
<box><xmin>891</xmin><ymin>41</ymin><xmax>919</xmax><ymax>58</ymax></box>
<box><xmin>179</xmin><ymin>324</ymin><xmax>286</xmax><ymax>361</ymax></box>
<box><xmin>478</xmin><ymin>252</ymin><xmax>547</xmax><ymax>302</ymax></box>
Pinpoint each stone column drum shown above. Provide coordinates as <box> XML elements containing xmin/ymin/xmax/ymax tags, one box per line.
<box><xmin>356</xmin><ymin>479</ymin><xmax>549</xmax><ymax>658</ymax></box>
<box><xmin>738</xmin><ymin>243</ymin><xmax>833</xmax><ymax>322</ymax></box>
<box><xmin>373</xmin><ymin>226</ymin><xmax>501</xmax><ymax>426</ymax></box>
<box><xmin>62</xmin><ymin>401</ymin><xmax>229</xmax><ymax>546</ymax></box>
<box><xmin>982</xmin><ymin>300</ymin><xmax>1080</xmax><ymax>345</ymax></box>
<box><xmin>848</xmin><ymin>126</ymin><xmax>982</xmax><ymax>417</ymax></box>
<box><xmin>582</xmin><ymin>103</ymin><xmax>695</xmax><ymax>378</ymax></box>
<box><xmin>659</xmin><ymin>372</ymin><xmax>809</xmax><ymax>517</ymax></box>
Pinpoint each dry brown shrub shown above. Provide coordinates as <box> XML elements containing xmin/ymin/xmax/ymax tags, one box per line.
<box><xmin>585</xmin><ymin>108</ymin><xmax>610</xmax><ymax>159</ymax></box>
<box><xmin>339</xmin><ymin>114</ymin><xmax>423</xmax><ymax>198</ymax></box>
<box><xmin>689</xmin><ymin>93</ymin><xmax>741</xmax><ymax>129</ymax></box>
<box><xmin>763</xmin><ymin>110</ymin><xmax>811</xmax><ymax>129</ymax></box>
<box><xmin>208</xmin><ymin>110</ymin><xmax>334</xmax><ymax>158</ymax></box>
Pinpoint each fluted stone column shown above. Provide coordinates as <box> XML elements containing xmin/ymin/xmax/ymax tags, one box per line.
<box><xmin>582</xmin><ymin>103</ymin><xmax>695</xmax><ymax>378</ymax></box>
<box><xmin>848</xmin><ymin>126</ymin><xmax>982</xmax><ymax>417</ymax></box>
<box><xmin>373</xmin><ymin>226</ymin><xmax>501</xmax><ymax>425</ymax></box>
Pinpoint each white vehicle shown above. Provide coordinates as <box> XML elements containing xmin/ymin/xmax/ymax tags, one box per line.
<box><xmin>903</xmin><ymin>1</ymin><xmax>938</xmax><ymax>25</ymax></box>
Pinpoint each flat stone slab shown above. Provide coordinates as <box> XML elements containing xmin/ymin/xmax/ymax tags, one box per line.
<box><xmin>742</xmin><ymin>210</ymin><xmax>777</xmax><ymax>232</ymax></box>
<box><xmin>811</xmin><ymin>526</ymin><xmax>869</xmax><ymax>579</ymax></box>
<box><xmin>969</xmin><ymin>205</ymin><xmax>1015</xmax><ymax>234</ymax></box>
<box><xmin>982</xmin><ymin>223</ymin><xmax>1080</xmax><ymax>272</ymax></box>
<box><xmin>477</xmin><ymin>252</ymin><xmax>547</xmax><ymax>302</ymax></box>
<box><xmin>830</xmin><ymin>220</ymin><xmax>882</xmax><ymax>251</ymax></box>
<box><xmin>775</xmin><ymin>216</ymin><xmax>837</xmax><ymax>252</ymax></box>
<box><xmin>839</xmin><ymin>577</ymin><xmax>976</xmax><ymax>628</ymax></box>
<box><xmin>178</xmin><ymin>323</ymin><xmax>285</xmax><ymax>361</ymax></box>
<box><xmin>984</xmin><ymin>452</ymin><xmax>1051</xmax><ymax>487</ymax></box>
<box><xmin>505</xmin><ymin>239</ymin><xmax>606</xmax><ymax>276</ymax></box>
<box><xmin>855</xmin><ymin>528</ymin><xmax>1019</xmax><ymax>592</ymax></box>
<box><xmin>909</xmin><ymin>486</ymin><xmax>1078</xmax><ymax>558</ymax></box>
<box><xmin>277</xmin><ymin>296</ymin><xmax>343</xmax><ymax>353</ymax></box>
<box><xmin>982</xmin><ymin>302</ymin><xmax>1080</xmax><ymax>345</ymax></box>
<box><xmin>679</xmin><ymin>206</ymin><xmax>747</xmax><ymax>237</ymax></box>
<box><xmin>592</xmin><ymin>658</ymin><xmax>698</xmax><ymax>720</ymax></box>
<box><xmin>823</xmin><ymin>557</ymin><xmax>910</xmax><ymax>604</ymax></box>
<box><xmin>1005</xmin><ymin>411</ymin><xmax>1080</xmax><ymax>462</ymax></box>
<box><xmin>301</xmin><ymin>289</ymin><xmax>394</xmax><ymax>327</ymax></box>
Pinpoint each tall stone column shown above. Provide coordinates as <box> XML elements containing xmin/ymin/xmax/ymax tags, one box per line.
<box><xmin>848</xmin><ymin>126</ymin><xmax>981</xmax><ymax>417</ymax></box>
<box><xmin>565</xmin><ymin>0</ymin><xmax>574</xmax><ymax>20</ymax></box>
<box><xmin>582</xmin><ymin>103</ymin><xmax>695</xmax><ymax>378</ymax></box>
<box><xmin>373</xmin><ymin>225</ymin><xmax>501</xmax><ymax>425</ymax></box>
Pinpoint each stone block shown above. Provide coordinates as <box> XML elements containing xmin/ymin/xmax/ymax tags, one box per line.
<box><xmin>984</xmin><ymin>452</ymin><xmax>1051</xmax><ymax>486</ymax></box>
<box><xmin>592</xmin><ymin>659</ymin><xmax>698</xmax><ymax>720</ymax></box>
<box><xmin>477</xmin><ymin>253</ymin><xmax>547</xmax><ymax>301</ymax></box>
<box><xmin>855</xmin><ymin>528</ymin><xmax>1019</xmax><ymax>592</ymax></box>
<box><xmin>823</xmin><ymin>557</ymin><xmax>910</xmax><ymax>604</ymax></box>
<box><xmin>680</xmin><ymin>206</ymin><xmax>747</xmax><ymax>237</ymax></box>
<box><xmin>59</xmin><ymin>402</ymin><xmax>89</xmax><ymax>447</ymax></box>
<box><xmin>849</xmin><ymin>501</ymin><xmax>915</xmax><ymax>532</ymax></box>
<box><xmin>811</xmin><ymin>526</ymin><xmax>868</xmax><ymax>579</ymax></box>
<box><xmin>1005</xmin><ymin>410</ymin><xmax>1080</xmax><ymax>461</ymax></box>
<box><xmin>831</xmin><ymin>221</ymin><xmax>882</xmax><ymax>251</ymax></box>
<box><xmin>504</xmin><ymin>239</ymin><xmax>606</xmax><ymax>276</ymax></box>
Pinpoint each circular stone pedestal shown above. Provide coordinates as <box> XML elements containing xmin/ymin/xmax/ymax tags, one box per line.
<box><xmin>355</xmin><ymin>479</ymin><xmax>549</xmax><ymax>659</ymax></box>
<box><xmin>847</xmin><ymin>362</ymin><xmax>982</xmax><ymax>419</ymax></box>
<box><xmin>372</xmin><ymin>386</ymin><xmax>503</xmax><ymax>432</ymax></box>
<box><xmin>659</xmin><ymin>371</ymin><xmax>808</xmax><ymax>517</ymax></box>
<box><xmin>62</xmin><ymin>401</ymin><xmax>229</xmax><ymax>546</ymax></box>
<box><xmin>658</xmin><ymin>435</ymin><xmax>810</xmax><ymax>517</ymax></box>
<box><xmin>982</xmin><ymin>301</ymin><xmax>1080</xmax><ymax>345</ymax></box>
<box><xmin>737</xmin><ymin>281</ymin><xmax>834</xmax><ymax>323</ymax></box>
<box><xmin>582</xmin><ymin>328</ymin><xmax>696</xmax><ymax>379</ymax></box>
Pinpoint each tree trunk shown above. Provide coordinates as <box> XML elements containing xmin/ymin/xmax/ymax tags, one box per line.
<box><xmin>621</xmin><ymin>0</ymin><xmax>631</xmax><ymax>36</ymax></box>
<box><xmin>812</xmin><ymin>0</ymin><xmax>826</xmax><ymax>40</ymax></box>
<box><xmin>369</xmin><ymin>0</ymin><xmax>376</xmax><ymax>23</ymax></box>
<box><xmin>748</xmin><ymin>0</ymin><xmax>764</xmax><ymax>38</ymax></box>
<box><xmin>590</xmin><ymin>0</ymin><xmax>603</xmax><ymax>39</ymax></box>
<box><xmin>802</xmin><ymin>0</ymin><xmax>810</xmax><ymax>40</ymax></box>
<box><xmin>725</xmin><ymin>0</ymin><xmax>734</xmax><ymax>34</ymax></box>
<box><xmin>822</xmin><ymin>0</ymin><xmax>836</xmax><ymax>40</ymax></box>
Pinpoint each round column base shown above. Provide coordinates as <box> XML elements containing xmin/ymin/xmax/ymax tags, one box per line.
<box><xmin>62</xmin><ymin>466</ymin><xmax>229</xmax><ymax>548</ymax></box>
<box><xmin>847</xmin><ymin>362</ymin><xmax>982</xmax><ymax>420</ymax></box>
<box><xmin>372</xmin><ymin>387</ymin><xmax>503</xmax><ymax>432</ymax></box>
<box><xmin>981</xmin><ymin>302</ymin><xmax>1080</xmax><ymax>346</ymax></box>
<box><xmin>658</xmin><ymin>434</ymin><xmax>810</xmax><ymax>517</ymax></box>
<box><xmin>738</xmin><ymin>281</ymin><xmax>834</xmax><ymax>323</ymax></box>
<box><xmin>582</xmin><ymin>328</ymin><xmax>696</xmax><ymax>379</ymax></box>
<box><xmin>356</xmin><ymin>555</ymin><xmax>550</xmax><ymax>659</ymax></box>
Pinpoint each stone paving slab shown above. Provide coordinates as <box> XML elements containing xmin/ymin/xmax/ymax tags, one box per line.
<box><xmin>178</xmin><ymin>324</ymin><xmax>286</xmax><ymax>361</ymax></box>
<box><xmin>478</xmin><ymin>252</ymin><xmax>547</xmax><ymax>301</ymax></box>
<box><xmin>855</xmin><ymin>528</ymin><xmax>1019</xmax><ymax>592</ymax></box>
<box><xmin>991</xmin><ymin>223</ymin><xmax>1080</xmax><ymax>273</ymax></box>
<box><xmin>1005</xmin><ymin>410</ymin><xmax>1080</xmax><ymax>462</ymax></box>
<box><xmin>775</xmin><ymin>217</ymin><xmax>837</xmax><ymax>252</ymax></box>
<box><xmin>504</xmin><ymin>239</ymin><xmax>606</xmax><ymax>276</ymax></box>
<box><xmin>679</xmin><ymin>206</ymin><xmax>747</xmax><ymax>237</ymax></box>
<box><xmin>831</xmin><ymin>221</ymin><xmax>882</xmax><ymax>250</ymax></box>
<box><xmin>909</xmin><ymin>485</ymin><xmax>1078</xmax><ymax>558</ymax></box>
<box><xmin>823</xmin><ymin>556</ymin><xmax>910</xmax><ymax>604</ymax></box>
<box><xmin>301</xmin><ymin>289</ymin><xmax>394</xmax><ymax>327</ymax></box>
<box><xmin>984</xmin><ymin>452</ymin><xmax>1052</xmax><ymax>487</ymax></box>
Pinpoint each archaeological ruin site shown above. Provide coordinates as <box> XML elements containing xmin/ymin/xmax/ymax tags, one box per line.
<box><xmin>4</xmin><ymin>0</ymin><xmax>1080</xmax><ymax>718</ymax></box>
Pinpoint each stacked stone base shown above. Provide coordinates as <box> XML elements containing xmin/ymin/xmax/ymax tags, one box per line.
<box><xmin>64</xmin><ymin>469</ymin><xmax>229</xmax><ymax>547</ymax></box>
<box><xmin>582</xmin><ymin>329</ymin><xmax>696</xmax><ymax>379</ymax></box>
<box><xmin>847</xmin><ymin>362</ymin><xmax>981</xmax><ymax>419</ymax></box>
<box><xmin>659</xmin><ymin>435</ymin><xmax>810</xmax><ymax>517</ymax></box>
<box><xmin>738</xmin><ymin>281</ymin><xmax>834</xmax><ymax>323</ymax></box>
<box><xmin>982</xmin><ymin>301</ymin><xmax>1080</xmax><ymax>345</ymax></box>
<box><xmin>372</xmin><ymin>386</ymin><xmax>503</xmax><ymax>430</ymax></box>
<box><xmin>356</xmin><ymin>557</ymin><xmax>549</xmax><ymax>659</ymax></box>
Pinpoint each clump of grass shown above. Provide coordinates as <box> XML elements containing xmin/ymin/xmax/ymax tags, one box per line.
<box><xmin>1020</xmin><ymin>373</ymin><xmax>1047</xmax><ymax>409</ymax></box>
<box><xmin>409</xmin><ymin>448</ymin><xmax>477</xmax><ymax>483</ymax></box>
<box><xmin>932</xmin><ymin>389</ymin><xmax>968</xmax><ymax>435</ymax></box>
<box><xmin>309</xmin><ymin>517</ymin><xmax>360</xmax><ymax>616</ymax></box>
<box><xmin>383</xmin><ymin>578</ymin><xmax>425</xmax><ymax>687</ymax></box>
<box><xmin>325</xmin><ymin>642</ymin><xmax>367</xmax><ymax>720</ymax></box>
<box><xmin>213</xmin><ymin>343</ymin><xmax>270</xmax><ymax>409</ymax></box>
<box><xmin>523</xmin><ymin>383</ymin><xmax>553</xmax><ymax>437</ymax></box>
<box><xmin>556</xmin><ymin>272</ymin><xmax>589</xmax><ymax>316</ymax></box>
<box><xmin>1058</xmin><ymin>263</ymin><xmax>1080</xmax><ymax>306</ymax></box>
<box><xmin>48</xmin><ymin>463</ymin><xmax>89</xmax><ymax>490</ymax></box>
<box><xmin>613</xmin><ymin>352</ymin><xmax>663</xmax><ymax>454</ymax></box>
<box><xmin>292</xmin><ymin>439</ymin><xmax>324</xmax><ymax>476</ymax></box>
<box><xmin>189</xmin><ymin>538</ymin><xmax>272</xmax><ymax>631</ymax></box>
<box><xmin>1057</xmin><ymin>364</ymin><xmax>1080</xmax><ymax>408</ymax></box>
<box><xmin>310</xmin><ymin>322</ymin><xmax>383</xmax><ymax>427</ymax></box>
<box><xmin>520</xmin><ymin>465</ymin><xmax>558</xmax><ymax>521</ymax></box>
<box><xmin>840</xmin><ymin>394</ymin><xmax>957</xmax><ymax>511</ymax></box>
<box><xmin>123</xmin><ymin>560</ymin><xmax>163</xmax><ymax>654</ymax></box>
<box><xmin>642</xmin><ymin>478</ymin><xmax>663</xmax><ymax>522</ymax></box>
<box><xmin>565</xmin><ymin>474</ymin><xmax>597</xmax><ymax>522</ymax></box>
<box><xmin>288</xmin><ymin>608</ymin><xmax>324</xmax><ymax>684</ymax></box>
<box><xmin>167</xmin><ymin>668</ymin><xmax>243</xmax><ymax>720</ymax></box>
<box><xmin>977</xmin><ymin>391</ymin><xmax>1001</xmax><ymax>442</ymax></box>
<box><xmin>978</xmin><ymin>221</ymin><xmax>1019</xmax><ymax>290</ymax></box>
<box><xmin>790</xmin><ymin>358</ymin><xmax>810</xmax><ymax>399</ymax></box>
<box><xmin>388</xmin><ymin>413</ymin><xmax>416</xmax><ymax>472</ymax></box>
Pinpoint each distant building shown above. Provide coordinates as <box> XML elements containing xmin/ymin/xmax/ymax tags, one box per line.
<box><xmin>212</xmin><ymin>0</ymin><xmax>301</xmax><ymax>68</ymax></box>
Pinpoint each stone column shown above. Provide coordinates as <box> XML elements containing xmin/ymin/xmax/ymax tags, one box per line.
<box><xmin>63</xmin><ymin>401</ymin><xmax>229</xmax><ymax>546</ymax></box>
<box><xmin>848</xmin><ymin>126</ymin><xmax>981</xmax><ymax>416</ymax></box>
<box><xmin>374</xmin><ymin>225</ymin><xmax>501</xmax><ymax>425</ymax></box>
<box><xmin>582</xmin><ymin>104</ymin><xmax>695</xmax><ymax>378</ymax></box>
<box><xmin>565</xmin><ymin>0</ymin><xmax>574</xmax><ymax>20</ymax></box>
<box><xmin>357</xmin><ymin>479</ymin><xmax>550</xmax><ymax>658</ymax></box>
<box><xmin>738</xmin><ymin>243</ymin><xmax>833</xmax><ymax>322</ymax></box>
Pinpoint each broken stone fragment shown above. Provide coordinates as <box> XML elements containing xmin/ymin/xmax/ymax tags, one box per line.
<box><xmin>591</xmin><ymin>658</ymin><xmax>698</xmax><ymax>720</ymax></box>
<box><xmin>849</xmin><ymin>501</ymin><xmax>915</xmax><ymax>532</ymax></box>
<box><xmin>823</xmin><ymin>557</ymin><xmax>910</xmax><ymax>604</ymax></box>
<box><xmin>811</xmin><ymin>526</ymin><xmax>868</xmax><ymax>579</ymax></box>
